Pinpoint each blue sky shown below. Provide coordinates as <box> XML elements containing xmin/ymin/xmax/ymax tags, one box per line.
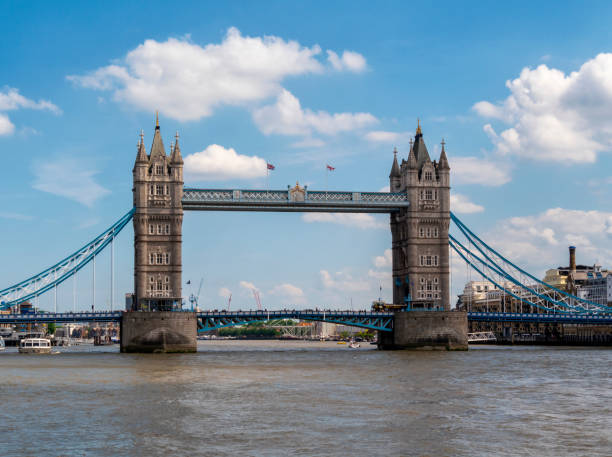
<box><xmin>2</xmin><ymin>1</ymin><xmax>612</xmax><ymax>311</ymax></box>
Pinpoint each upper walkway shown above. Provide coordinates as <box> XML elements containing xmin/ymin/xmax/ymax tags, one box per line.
<box><xmin>182</xmin><ymin>188</ymin><xmax>410</xmax><ymax>213</ymax></box>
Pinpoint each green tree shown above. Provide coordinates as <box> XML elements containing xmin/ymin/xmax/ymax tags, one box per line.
<box><xmin>47</xmin><ymin>322</ymin><xmax>57</xmax><ymax>335</ymax></box>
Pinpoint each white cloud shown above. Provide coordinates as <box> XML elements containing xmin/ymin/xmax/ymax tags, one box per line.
<box><xmin>68</xmin><ymin>28</ymin><xmax>366</xmax><ymax>122</ymax></box>
<box><xmin>450</xmin><ymin>194</ymin><xmax>484</xmax><ymax>214</ymax></box>
<box><xmin>253</xmin><ymin>89</ymin><xmax>377</xmax><ymax>136</ymax></box>
<box><xmin>452</xmin><ymin>156</ymin><xmax>511</xmax><ymax>186</ymax></box>
<box><xmin>0</xmin><ymin>211</ymin><xmax>33</xmax><ymax>221</ymax></box>
<box><xmin>0</xmin><ymin>113</ymin><xmax>14</xmax><ymax>135</ymax></box>
<box><xmin>291</xmin><ymin>137</ymin><xmax>326</xmax><ymax>148</ymax></box>
<box><xmin>364</xmin><ymin>130</ymin><xmax>411</xmax><ymax>143</ymax></box>
<box><xmin>269</xmin><ymin>283</ymin><xmax>305</xmax><ymax>304</ymax></box>
<box><xmin>0</xmin><ymin>87</ymin><xmax>61</xmax><ymax>114</ymax></box>
<box><xmin>218</xmin><ymin>287</ymin><xmax>232</xmax><ymax>299</ymax></box>
<box><xmin>302</xmin><ymin>212</ymin><xmax>386</xmax><ymax>229</ymax></box>
<box><xmin>32</xmin><ymin>158</ymin><xmax>110</xmax><ymax>207</ymax></box>
<box><xmin>373</xmin><ymin>249</ymin><xmax>392</xmax><ymax>268</ymax></box>
<box><xmin>320</xmin><ymin>270</ymin><xmax>371</xmax><ymax>292</ymax></box>
<box><xmin>474</xmin><ymin>53</ymin><xmax>612</xmax><ymax>163</ymax></box>
<box><xmin>0</xmin><ymin>87</ymin><xmax>60</xmax><ymax>136</ymax></box>
<box><xmin>239</xmin><ymin>281</ymin><xmax>259</xmax><ymax>292</ymax></box>
<box><xmin>326</xmin><ymin>50</ymin><xmax>367</xmax><ymax>72</ymax></box>
<box><xmin>184</xmin><ymin>144</ymin><xmax>267</xmax><ymax>182</ymax></box>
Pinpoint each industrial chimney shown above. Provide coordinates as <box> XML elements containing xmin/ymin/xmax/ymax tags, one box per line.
<box><xmin>569</xmin><ymin>246</ymin><xmax>576</xmax><ymax>273</ymax></box>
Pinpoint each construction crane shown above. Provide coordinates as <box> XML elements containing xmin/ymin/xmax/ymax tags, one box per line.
<box><xmin>189</xmin><ymin>278</ymin><xmax>203</xmax><ymax>311</ymax></box>
<box><xmin>252</xmin><ymin>289</ymin><xmax>262</xmax><ymax>311</ymax></box>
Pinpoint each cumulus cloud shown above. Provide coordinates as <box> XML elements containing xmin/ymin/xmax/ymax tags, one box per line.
<box><xmin>239</xmin><ymin>281</ymin><xmax>259</xmax><ymax>292</ymax></box>
<box><xmin>327</xmin><ymin>50</ymin><xmax>367</xmax><ymax>72</ymax></box>
<box><xmin>302</xmin><ymin>212</ymin><xmax>386</xmax><ymax>229</ymax></box>
<box><xmin>373</xmin><ymin>249</ymin><xmax>392</xmax><ymax>268</ymax></box>
<box><xmin>184</xmin><ymin>144</ymin><xmax>267</xmax><ymax>182</ymax></box>
<box><xmin>0</xmin><ymin>87</ymin><xmax>60</xmax><ymax>136</ymax></box>
<box><xmin>269</xmin><ymin>283</ymin><xmax>305</xmax><ymax>304</ymax></box>
<box><xmin>253</xmin><ymin>89</ymin><xmax>377</xmax><ymax>136</ymax></box>
<box><xmin>452</xmin><ymin>156</ymin><xmax>511</xmax><ymax>186</ymax></box>
<box><xmin>0</xmin><ymin>114</ymin><xmax>14</xmax><ymax>135</ymax></box>
<box><xmin>474</xmin><ymin>53</ymin><xmax>612</xmax><ymax>163</ymax></box>
<box><xmin>32</xmin><ymin>158</ymin><xmax>110</xmax><ymax>207</ymax></box>
<box><xmin>320</xmin><ymin>270</ymin><xmax>371</xmax><ymax>292</ymax></box>
<box><xmin>450</xmin><ymin>194</ymin><xmax>484</xmax><ymax>214</ymax></box>
<box><xmin>218</xmin><ymin>287</ymin><xmax>232</xmax><ymax>299</ymax></box>
<box><xmin>68</xmin><ymin>28</ymin><xmax>367</xmax><ymax>122</ymax></box>
<box><xmin>364</xmin><ymin>130</ymin><xmax>411</xmax><ymax>143</ymax></box>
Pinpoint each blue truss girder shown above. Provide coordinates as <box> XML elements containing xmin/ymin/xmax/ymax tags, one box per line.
<box><xmin>196</xmin><ymin>310</ymin><xmax>395</xmax><ymax>332</ymax></box>
<box><xmin>182</xmin><ymin>188</ymin><xmax>409</xmax><ymax>213</ymax></box>
<box><xmin>0</xmin><ymin>311</ymin><xmax>122</xmax><ymax>324</ymax></box>
<box><xmin>0</xmin><ymin>209</ymin><xmax>135</xmax><ymax>310</ymax></box>
<box><xmin>468</xmin><ymin>312</ymin><xmax>612</xmax><ymax>325</ymax></box>
<box><xmin>450</xmin><ymin>212</ymin><xmax>612</xmax><ymax>314</ymax></box>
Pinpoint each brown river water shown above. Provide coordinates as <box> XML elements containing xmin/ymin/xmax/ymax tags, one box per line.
<box><xmin>0</xmin><ymin>341</ymin><xmax>610</xmax><ymax>457</ymax></box>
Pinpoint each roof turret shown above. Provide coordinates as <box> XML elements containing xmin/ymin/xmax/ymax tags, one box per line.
<box><xmin>439</xmin><ymin>138</ymin><xmax>450</xmax><ymax>170</ymax></box>
<box><xmin>389</xmin><ymin>147</ymin><xmax>400</xmax><ymax>178</ymax></box>
<box><xmin>135</xmin><ymin>129</ymin><xmax>147</xmax><ymax>163</ymax></box>
<box><xmin>170</xmin><ymin>131</ymin><xmax>183</xmax><ymax>164</ymax></box>
<box><xmin>407</xmin><ymin>136</ymin><xmax>417</xmax><ymax>169</ymax></box>
<box><xmin>413</xmin><ymin>120</ymin><xmax>431</xmax><ymax>171</ymax></box>
<box><xmin>149</xmin><ymin>113</ymin><xmax>166</xmax><ymax>159</ymax></box>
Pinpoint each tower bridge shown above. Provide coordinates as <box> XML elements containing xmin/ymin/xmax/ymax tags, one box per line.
<box><xmin>2</xmin><ymin>118</ymin><xmax>611</xmax><ymax>352</ymax></box>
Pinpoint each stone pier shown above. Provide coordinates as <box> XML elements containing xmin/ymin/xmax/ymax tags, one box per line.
<box><xmin>378</xmin><ymin>311</ymin><xmax>468</xmax><ymax>350</ymax></box>
<box><xmin>120</xmin><ymin>311</ymin><xmax>197</xmax><ymax>353</ymax></box>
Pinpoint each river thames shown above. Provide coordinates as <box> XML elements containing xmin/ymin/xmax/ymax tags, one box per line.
<box><xmin>0</xmin><ymin>342</ymin><xmax>610</xmax><ymax>456</ymax></box>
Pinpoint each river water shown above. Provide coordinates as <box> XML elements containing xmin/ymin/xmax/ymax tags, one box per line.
<box><xmin>0</xmin><ymin>341</ymin><xmax>610</xmax><ymax>457</ymax></box>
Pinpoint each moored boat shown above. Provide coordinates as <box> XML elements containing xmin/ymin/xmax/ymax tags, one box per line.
<box><xmin>0</xmin><ymin>336</ymin><xmax>4</xmax><ymax>351</ymax></box>
<box><xmin>18</xmin><ymin>338</ymin><xmax>52</xmax><ymax>354</ymax></box>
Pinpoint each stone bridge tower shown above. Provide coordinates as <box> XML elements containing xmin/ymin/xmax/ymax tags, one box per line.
<box><xmin>389</xmin><ymin>122</ymin><xmax>450</xmax><ymax>310</ymax></box>
<box><xmin>132</xmin><ymin>115</ymin><xmax>184</xmax><ymax>311</ymax></box>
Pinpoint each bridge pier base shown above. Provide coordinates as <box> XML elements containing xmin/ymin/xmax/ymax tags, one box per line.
<box><xmin>378</xmin><ymin>311</ymin><xmax>468</xmax><ymax>350</ymax></box>
<box><xmin>120</xmin><ymin>311</ymin><xmax>197</xmax><ymax>353</ymax></box>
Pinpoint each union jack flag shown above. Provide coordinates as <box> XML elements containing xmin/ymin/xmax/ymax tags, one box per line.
<box><xmin>326</xmin><ymin>164</ymin><xmax>335</xmax><ymax>171</ymax></box>
<box><xmin>267</xmin><ymin>163</ymin><xmax>275</xmax><ymax>170</ymax></box>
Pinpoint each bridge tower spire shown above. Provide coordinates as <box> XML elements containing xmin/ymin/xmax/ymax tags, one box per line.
<box><xmin>132</xmin><ymin>115</ymin><xmax>184</xmax><ymax>311</ymax></box>
<box><xmin>389</xmin><ymin>122</ymin><xmax>451</xmax><ymax>310</ymax></box>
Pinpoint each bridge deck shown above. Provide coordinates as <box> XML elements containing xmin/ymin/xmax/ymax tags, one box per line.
<box><xmin>1</xmin><ymin>311</ymin><xmax>611</xmax><ymax>327</ymax></box>
<box><xmin>182</xmin><ymin>188</ymin><xmax>410</xmax><ymax>213</ymax></box>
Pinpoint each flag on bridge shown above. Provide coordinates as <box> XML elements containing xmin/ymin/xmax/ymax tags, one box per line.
<box><xmin>326</xmin><ymin>164</ymin><xmax>335</xmax><ymax>171</ymax></box>
<box><xmin>267</xmin><ymin>162</ymin><xmax>275</xmax><ymax>170</ymax></box>
<box><xmin>186</xmin><ymin>280</ymin><xmax>191</xmax><ymax>285</ymax></box>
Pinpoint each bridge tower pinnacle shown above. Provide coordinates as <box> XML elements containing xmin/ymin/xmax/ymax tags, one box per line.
<box><xmin>132</xmin><ymin>117</ymin><xmax>183</xmax><ymax>311</ymax></box>
<box><xmin>389</xmin><ymin>123</ymin><xmax>451</xmax><ymax>310</ymax></box>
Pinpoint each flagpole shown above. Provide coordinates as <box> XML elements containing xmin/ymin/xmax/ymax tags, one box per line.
<box><xmin>325</xmin><ymin>166</ymin><xmax>328</xmax><ymax>200</ymax></box>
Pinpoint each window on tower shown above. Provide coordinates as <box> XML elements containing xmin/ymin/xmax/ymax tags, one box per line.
<box><xmin>156</xmin><ymin>185</ymin><xmax>163</xmax><ymax>195</ymax></box>
<box><xmin>424</xmin><ymin>171</ymin><xmax>433</xmax><ymax>181</ymax></box>
<box><xmin>155</xmin><ymin>165</ymin><xmax>163</xmax><ymax>175</ymax></box>
<box><xmin>425</xmin><ymin>190</ymin><xmax>433</xmax><ymax>200</ymax></box>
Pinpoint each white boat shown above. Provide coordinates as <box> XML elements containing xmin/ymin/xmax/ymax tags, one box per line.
<box><xmin>18</xmin><ymin>338</ymin><xmax>52</xmax><ymax>354</ymax></box>
<box><xmin>348</xmin><ymin>340</ymin><xmax>360</xmax><ymax>349</ymax></box>
<box><xmin>0</xmin><ymin>336</ymin><xmax>4</xmax><ymax>351</ymax></box>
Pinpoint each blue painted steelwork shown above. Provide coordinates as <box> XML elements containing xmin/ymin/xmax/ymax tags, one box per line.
<box><xmin>468</xmin><ymin>312</ymin><xmax>612</xmax><ymax>325</ymax></box>
<box><xmin>182</xmin><ymin>188</ymin><xmax>409</xmax><ymax>213</ymax></box>
<box><xmin>196</xmin><ymin>310</ymin><xmax>394</xmax><ymax>332</ymax></box>
<box><xmin>2</xmin><ymin>310</ymin><xmax>612</xmax><ymax>327</ymax></box>
<box><xmin>0</xmin><ymin>209</ymin><xmax>134</xmax><ymax>310</ymax></box>
<box><xmin>0</xmin><ymin>311</ymin><xmax>122</xmax><ymax>324</ymax></box>
<box><xmin>450</xmin><ymin>212</ymin><xmax>612</xmax><ymax>314</ymax></box>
